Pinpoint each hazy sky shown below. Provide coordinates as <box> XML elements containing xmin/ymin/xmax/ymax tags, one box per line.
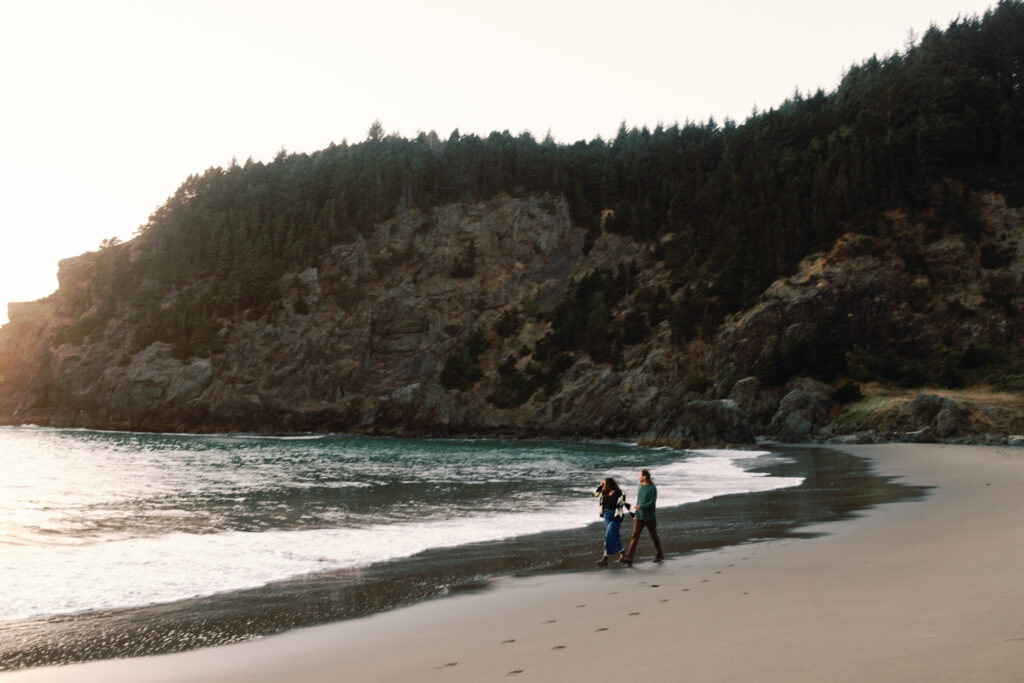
<box><xmin>0</xmin><ymin>0</ymin><xmax>998</xmax><ymax>323</ymax></box>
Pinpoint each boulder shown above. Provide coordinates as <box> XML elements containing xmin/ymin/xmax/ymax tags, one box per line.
<box><xmin>766</xmin><ymin>377</ymin><xmax>835</xmax><ymax>442</ymax></box>
<box><xmin>727</xmin><ymin>376</ymin><xmax>779</xmax><ymax>428</ymax></box>
<box><xmin>901</xmin><ymin>394</ymin><xmax>966</xmax><ymax>438</ymax></box>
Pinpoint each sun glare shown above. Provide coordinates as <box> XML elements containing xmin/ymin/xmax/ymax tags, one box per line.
<box><xmin>0</xmin><ymin>226</ymin><xmax>63</xmax><ymax>325</ymax></box>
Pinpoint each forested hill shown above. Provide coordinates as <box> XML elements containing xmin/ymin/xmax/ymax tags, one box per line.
<box><xmin>1</xmin><ymin>2</ymin><xmax>1023</xmax><ymax>439</ymax></box>
<box><xmin>79</xmin><ymin>0</ymin><xmax>1023</xmax><ymax>360</ymax></box>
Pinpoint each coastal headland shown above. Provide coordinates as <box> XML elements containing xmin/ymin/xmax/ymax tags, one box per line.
<box><xmin>4</xmin><ymin>442</ymin><xmax>1022</xmax><ymax>682</ymax></box>
<box><xmin>2</xmin><ymin>8</ymin><xmax>1023</xmax><ymax>679</ymax></box>
<box><xmin>2</xmin><ymin>5</ymin><xmax>1023</xmax><ymax>443</ymax></box>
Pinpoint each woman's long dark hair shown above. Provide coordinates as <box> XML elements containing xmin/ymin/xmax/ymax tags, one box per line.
<box><xmin>601</xmin><ymin>477</ymin><xmax>621</xmax><ymax>505</ymax></box>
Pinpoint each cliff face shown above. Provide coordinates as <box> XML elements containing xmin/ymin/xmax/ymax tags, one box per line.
<box><xmin>1</xmin><ymin>192</ymin><xmax>1022</xmax><ymax>441</ymax></box>
<box><xmin>717</xmin><ymin>193</ymin><xmax>1024</xmax><ymax>382</ymax></box>
<box><xmin>0</xmin><ymin>195</ymin><xmax>686</xmax><ymax>435</ymax></box>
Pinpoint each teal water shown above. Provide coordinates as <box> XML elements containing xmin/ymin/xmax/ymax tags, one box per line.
<box><xmin>0</xmin><ymin>427</ymin><xmax>925</xmax><ymax>670</ymax></box>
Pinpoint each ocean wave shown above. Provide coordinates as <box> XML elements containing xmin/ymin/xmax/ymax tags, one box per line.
<box><xmin>0</xmin><ymin>450</ymin><xmax>802</xmax><ymax>622</ymax></box>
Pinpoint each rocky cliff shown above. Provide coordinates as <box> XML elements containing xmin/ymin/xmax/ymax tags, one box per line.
<box><xmin>1</xmin><ymin>192</ymin><xmax>1023</xmax><ymax>444</ymax></box>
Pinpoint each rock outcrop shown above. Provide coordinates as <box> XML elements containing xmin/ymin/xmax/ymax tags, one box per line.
<box><xmin>712</xmin><ymin>195</ymin><xmax>1024</xmax><ymax>389</ymax></box>
<box><xmin>727</xmin><ymin>377</ymin><xmax>779</xmax><ymax>431</ymax></box>
<box><xmin>766</xmin><ymin>378</ymin><xmax>835</xmax><ymax>443</ymax></box>
<box><xmin>1</xmin><ymin>192</ymin><xmax>1023</xmax><ymax>444</ymax></box>
<box><xmin>0</xmin><ymin>195</ymin><xmax>693</xmax><ymax>437</ymax></box>
<box><xmin>644</xmin><ymin>399</ymin><xmax>755</xmax><ymax>447</ymax></box>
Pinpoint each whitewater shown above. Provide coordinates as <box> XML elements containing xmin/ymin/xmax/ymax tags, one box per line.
<box><xmin>0</xmin><ymin>427</ymin><xmax>802</xmax><ymax>622</ymax></box>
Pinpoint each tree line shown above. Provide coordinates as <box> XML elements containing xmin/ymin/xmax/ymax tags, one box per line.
<box><xmin>70</xmin><ymin>1</ymin><xmax>1023</xmax><ymax>368</ymax></box>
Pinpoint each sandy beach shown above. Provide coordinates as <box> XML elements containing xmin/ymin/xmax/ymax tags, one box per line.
<box><xmin>4</xmin><ymin>443</ymin><xmax>1023</xmax><ymax>682</ymax></box>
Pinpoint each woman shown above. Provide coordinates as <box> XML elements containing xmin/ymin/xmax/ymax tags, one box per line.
<box><xmin>620</xmin><ymin>468</ymin><xmax>664</xmax><ymax>566</ymax></box>
<box><xmin>592</xmin><ymin>477</ymin><xmax>629</xmax><ymax>566</ymax></box>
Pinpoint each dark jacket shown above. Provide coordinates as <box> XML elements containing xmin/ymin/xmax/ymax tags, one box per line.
<box><xmin>594</xmin><ymin>488</ymin><xmax>629</xmax><ymax>520</ymax></box>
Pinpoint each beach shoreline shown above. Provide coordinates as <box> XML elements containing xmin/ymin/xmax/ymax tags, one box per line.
<box><xmin>4</xmin><ymin>443</ymin><xmax>1023</xmax><ymax>682</ymax></box>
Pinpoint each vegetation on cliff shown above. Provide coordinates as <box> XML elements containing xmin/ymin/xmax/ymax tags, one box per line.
<box><xmin>4</xmin><ymin>2</ymin><xmax>1022</xmax><ymax>436</ymax></box>
<box><xmin>69</xmin><ymin>1</ymin><xmax>1022</xmax><ymax>364</ymax></box>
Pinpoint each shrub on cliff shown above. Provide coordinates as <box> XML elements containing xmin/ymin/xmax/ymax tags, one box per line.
<box><xmin>440</xmin><ymin>328</ymin><xmax>489</xmax><ymax>391</ymax></box>
<box><xmin>833</xmin><ymin>382</ymin><xmax>865</xmax><ymax>404</ymax></box>
<box><xmin>487</xmin><ymin>357</ymin><xmax>536</xmax><ymax>408</ymax></box>
<box><xmin>753</xmin><ymin>324</ymin><xmax>849</xmax><ymax>386</ymax></box>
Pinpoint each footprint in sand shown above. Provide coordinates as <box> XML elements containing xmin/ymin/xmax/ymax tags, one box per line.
<box><xmin>629</xmin><ymin>611</ymin><xmax>640</xmax><ymax>616</ymax></box>
<box><xmin>681</xmin><ymin>588</ymin><xmax>691</xmax><ymax>592</ymax></box>
<box><xmin>543</xmin><ymin>619</ymin><xmax>557</xmax><ymax>624</ymax></box>
<box><xmin>552</xmin><ymin>645</ymin><xmax>566</xmax><ymax>650</ymax></box>
<box><xmin>701</xmin><ymin>579</ymin><xmax>710</xmax><ymax>583</ymax></box>
<box><xmin>435</xmin><ymin>662</ymin><xmax>458</xmax><ymax>669</ymax></box>
<box><xmin>608</xmin><ymin>591</ymin><xmax>619</xmax><ymax>595</ymax></box>
<box><xmin>506</xmin><ymin>670</ymin><xmax>524</xmax><ymax>677</ymax></box>
<box><xmin>575</xmin><ymin>604</ymin><xmax>586</xmax><ymax>608</ymax></box>
<box><xmin>659</xmin><ymin>599</ymin><xmax>669</xmax><ymax>603</ymax></box>
<box><xmin>501</xmin><ymin>639</ymin><xmax>516</xmax><ymax>645</ymax></box>
<box><xmin>649</xmin><ymin>584</ymin><xmax>660</xmax><ymax>588</ymax></box>
<box><xmin>595</xmin><ymin>627</ymin><xmax>609</xmax><ymax>632</ymax></box>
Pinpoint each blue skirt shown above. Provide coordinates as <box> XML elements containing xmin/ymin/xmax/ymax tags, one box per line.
<box><xmin>603</xmin><ymin>509</ymin><xmax>623</xmax><ymax>554</ymax></box>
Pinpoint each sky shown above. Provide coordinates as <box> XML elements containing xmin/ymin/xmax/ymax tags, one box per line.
<box><xmin>0</xmin><ymin>0</ymin><xmax>1000</xmax><ymax>324</ymax></box>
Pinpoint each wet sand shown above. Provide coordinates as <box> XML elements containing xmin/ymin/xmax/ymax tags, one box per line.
<box><xmin>4</xmin><ymin>443</ymin><xmax>1023</xmax><ymax>682</ymax></box>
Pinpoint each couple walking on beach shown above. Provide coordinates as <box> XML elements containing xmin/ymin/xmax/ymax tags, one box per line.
<box><xmin>593</xmin><ymin>469</ymin><xmax>663</xmax><ymax>567</ymax></box>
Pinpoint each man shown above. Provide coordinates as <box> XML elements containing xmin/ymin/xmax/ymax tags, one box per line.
<box><xmin>619</xmin><ymin>468</ymin><xmax>664</xmax><ymax>566</ymax></box>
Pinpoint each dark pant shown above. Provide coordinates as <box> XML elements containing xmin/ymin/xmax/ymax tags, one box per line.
<box><xmin>603</xmin><ymin>509</ymin><xmax>623</xmax><ymax>554</ymax></box>
<box><xmin>625</xmin><ymin>517</ymin><xmax>663</xmax><ymax>560</ymax></box>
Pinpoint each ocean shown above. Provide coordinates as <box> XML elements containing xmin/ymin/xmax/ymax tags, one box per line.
<box><xmin>0</xmin><ymin>426</ymin><xmax>926</xmax><ymax>670</ymax></box>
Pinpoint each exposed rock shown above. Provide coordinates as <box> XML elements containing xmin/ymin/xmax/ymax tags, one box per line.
<box><xmin>0</xmin><ymin>194</ymin><xmax>687</xmax><ymax>436</ymax></box>
<box><xmin>969</xmin><ymin>433</ymin><xmax>1009</xmax><ymax>446</ymax></box>
<box><xmin>900</xmin><ymin>394</ymin><xmax>966</xmax><ymax>438</ymax></box>
<box><xmin>727</xmin><ymin>376</ymin><xmax>779</xmax><ymax>429</ymax></box>
<box><xmin>2</xmin><ymin>191</ymin><xmax>1024</xmax><ymax>441</ymax></box>
<box><xmin>362</xmin><ymin>383</ymin><xmax>452</xmax><ymax>436</ymax></box>
<box><xmin>766</xmin><ymin>377</ymin><xmax>835</xmax><ymax>442</ymax></box>
<box><xmin>823</xmin><ymin>391</ymin><xmax>1021</xmax><ymax>444</ymax></box>
<box><xmin>935</xmin><ymin>404</ymin><xmax>963</xmax><ymax>438</ymax></box>
<box><xmin>645</xmin><ymin>399</ymin><xmax>755</xmax><ymax>446</ymax></box>
<box><xmin>713</xmin><ymin>205</ymin><xmax>1024</xmax><ymax>390</ymax></box>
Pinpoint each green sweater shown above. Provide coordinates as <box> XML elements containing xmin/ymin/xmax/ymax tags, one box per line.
<box><xmin>635</xmin><ymin>483</ymin><xmax>657</xmax><ymax>521</ymax></box>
